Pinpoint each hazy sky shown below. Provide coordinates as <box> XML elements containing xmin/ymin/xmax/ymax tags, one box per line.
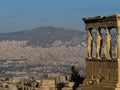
<box><xmin>0</xmin><ymin>0</ymin><xmax>120</xmax><ymax>33</ymax></box>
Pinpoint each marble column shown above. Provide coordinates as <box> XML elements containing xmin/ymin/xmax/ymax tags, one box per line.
<box><xmin>104</xmin><ymin>27</ymin><xmax>112</xmax><ymax>59</ymax></box>
<box><xmin>96</xmin><ymin>28</ymin><xmax>103</xmax><ymax>59</ymax></box>
<box><xmin>87</xmin><ymin>28</ymin><xmax>93</xmax><ymax>59</ymax></box>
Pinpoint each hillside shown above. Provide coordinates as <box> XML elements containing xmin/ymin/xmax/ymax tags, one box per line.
<box><xmin>0</xmin><ymin>26</ymin><xmax>86</xmax><ymax>47</ymax></box>
<box><xmin>0</xmin><ymin>26</ymin><xmax>87</xmax><ymax>78</ymax></box>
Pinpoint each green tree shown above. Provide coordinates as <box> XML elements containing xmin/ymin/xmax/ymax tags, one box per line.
<box><xmin>70</xmin><ymin>65</ymin><xmax>85</xmax><ymax>90</ymax></box>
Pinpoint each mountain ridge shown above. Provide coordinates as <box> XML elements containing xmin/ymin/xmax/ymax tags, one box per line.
<box><xmin>0</xmin><ymin>26</ymin><xmax>86</xmax><ymax>47</ymax></box>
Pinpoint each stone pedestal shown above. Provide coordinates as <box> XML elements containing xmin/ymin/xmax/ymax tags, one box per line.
<box><xmin>77</xmin><ymin>58</ymin><xmax>120</xmax><ymax>90</ymax></box>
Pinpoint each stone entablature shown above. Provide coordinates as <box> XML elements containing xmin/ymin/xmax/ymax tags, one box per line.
<box><xmin>82</xmin><ymin>15</ymin><xmax>119</xmax><ymax>28</ymax></box>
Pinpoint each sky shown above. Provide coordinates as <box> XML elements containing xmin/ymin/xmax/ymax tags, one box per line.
<box><xmin>0</xmin><ymin>0</ymin><xmax>120</xmax><ymax>33</ymax></box>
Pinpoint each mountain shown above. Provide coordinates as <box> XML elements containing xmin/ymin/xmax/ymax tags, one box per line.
<box><xmin>0</xmin><ymin>26</ymin><xmax>87</xmax><ymax>78</ymax></box>
<box><xmin>0</xmin><ymin>26</ymin><xmax>86</xmax><ymax>47</ymax></box>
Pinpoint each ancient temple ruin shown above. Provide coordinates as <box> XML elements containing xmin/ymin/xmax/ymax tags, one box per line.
<box><xmin>77</xmin><ymin>14</ymin><xmax>120</xmax><ymax>90</ymax></box>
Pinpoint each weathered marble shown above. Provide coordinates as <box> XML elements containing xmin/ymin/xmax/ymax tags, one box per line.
<box><xmin>77</xmin><ymin>14</ymin><xmax>120</xmax><ymax>90</ymax></box>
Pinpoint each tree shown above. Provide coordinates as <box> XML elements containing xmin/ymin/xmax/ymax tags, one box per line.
<box><xmin>70</xmin><ymin>65</ymin><xmax>85</xmax><ymax>90</ymax></box>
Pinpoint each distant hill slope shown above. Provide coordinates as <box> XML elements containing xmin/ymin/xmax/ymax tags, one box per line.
<box><xmin>0</xmin><ymin>26</ymin><xmax>86</xmax><ymax>47</ymax></box>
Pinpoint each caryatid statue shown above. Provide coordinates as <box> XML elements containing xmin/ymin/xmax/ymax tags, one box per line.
<box><xmin>87</xmin><ymin>29</ymin><xmax>93</xmax><ymax>59</ymax></box>
<box><xmin>104</xmin><ymin>28</ymin><xmax>112</xmax><ymax>59</ymax></box>
<box><xmin>96</xmin><ymin>28</ymin><xmax>103</xmax><ymax>59</ymax></box>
